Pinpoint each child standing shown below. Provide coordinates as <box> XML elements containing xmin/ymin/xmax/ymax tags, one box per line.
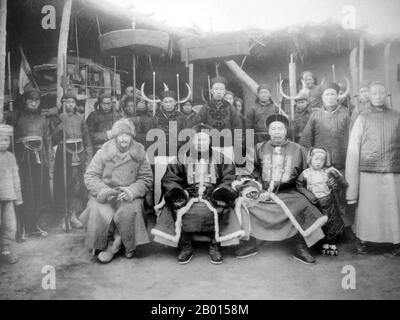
<box><xmin>0</xmin><ymin>124</ymin><xmax>22</xmax><ymax>264</ymax></box>
<box><xmin>297</xmin><ymin>147</ymin><xmax>347</xmax><ymax>255</ymax></box>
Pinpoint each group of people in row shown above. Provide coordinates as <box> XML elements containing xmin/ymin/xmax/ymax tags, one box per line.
<box><xmin>0</xmin><ymin>71</ymin><xmax>399</xmax><ymax>267</ymax></box>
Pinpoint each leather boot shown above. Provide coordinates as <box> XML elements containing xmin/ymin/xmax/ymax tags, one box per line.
<box><xmin>356</xmin><ymin>240</ymin><xmax>368</xmax><ymax>255</ymax></box>
<box><xmin>293</xmin><ymin>234</ymin><xmax>315</xmax><ymax>265</ymax></box>
<box><xmin>177</xmin><ymin>233</ymin><xmax>193</xmax><ymax>264</ymax></box>
<box><xmin>235</xmin><ymin>237</ymin><xmax>258</xmax><ymax>259</ymax></box>
<box><xmin>209</xmin><ymin>239</ymin><xmax>223</xmax><ymax>265</ymax></box>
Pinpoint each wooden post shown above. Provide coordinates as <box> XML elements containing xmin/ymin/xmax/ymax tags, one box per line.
<box><xmin>350</xmin><ymin>47</ymin><xmax>359</xmax><ymax>113</ymax></box>
<box><xmin>132</xmin><ymin>55</ymin><xmax>136</xmax><ymax>103</ymax></box>
<box><xmin>224</xmin><ymin>60</ymin><xmax>258</xmax><ymax>95</ymax></box>
<box><xmin>288</xmin><ymin>54</ymin><xmax>297</xmax><ymax>121</ymax></box>
<box><xmin>384</xmin><ymin>43</ymin><xmax>392</xmax><ymax>108</ymax></box>
<box><xmin>57</xmin><ymin>0</ymin><xmax>73</xmax><ymax>108</ymax></box>
<box><xmin>359</xmin><ymin>36</ymin><xmax>365</xmax><ymax>83</ymax></box>
<box><xmin>188</xmin><ymin>63</ymin><xmax>193</xmax><ymax>100</ymax></box>
<box><xmin>0</xmin><ymin>0</ymin><xmax>7</xmax><ymax>123</ymax></box>
<box><xmin>57</xmin><ymin>0</ymin><xmax>73</xmax><ymax>233</ymax></box>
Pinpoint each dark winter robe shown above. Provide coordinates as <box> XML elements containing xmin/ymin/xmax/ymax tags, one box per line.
<box><xmin>149</xmin><ymin>109</ymin><xmax>188</xmax><ymax>156</ymax></box>
<box><xmin>245</xmin><ymin>100</ymin><xmax>279</xmax><ymax>144</ymax></box>
<box><xmin>236</xmin><ymin>140</ymin><xmax>327</xmax><ymax>247</ymax></box>
<box><xmin>8</xmin><ymin>109</ymin><xmax>52</xmax><ymax>232</ymax></box>
<box><xmin>86</xmin><ymin>108</ymin><xmax>122</xmax><ymax>152</ymax></box>
<box><xmin>292</xmin><ymin>106</ymin><xmax>313</xmax><ymax>143</ymax></box>
<box><xmin>151</xmin><ymin>152</ymin><xmax>245</xmax><ymax>247</ymax></box>
<box><xmin>52</xmin><ymin>112</ymin><xmax>93</xmax><ymax>215</ymax></box>
<box><xmin>299</xmin><ymin>105</ymin><xmax>351</xmax><ymax>170</ymax></box>
<box><xmin>130</xmin><ymin>110</ymin><xmax>154</xmax><ymax>149</ymax></box>
<box><xmin>190</xmin><ymin>99</ymin><xmax>243</xmax><ymax>146</ymax></box>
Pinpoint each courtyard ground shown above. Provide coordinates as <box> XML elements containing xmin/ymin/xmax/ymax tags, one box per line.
<box><xmin>1</xmin><ymin>215</ymin><xmax>400</xmax><ymax>300</ymax></box>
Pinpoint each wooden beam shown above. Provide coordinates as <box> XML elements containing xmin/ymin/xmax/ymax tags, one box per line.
<box><xmin>188</xmin><ymin>63</ymin><xmax>193</xmax><ymax>99</ymax></box>
<box><xmin>0</xmin><ymin>0</ymin><xmax>7</xmax><ymax>123</ymax></box>
<box><xmin>57</xmin><ymin>0</ymin><xmax>73</xmax><ymax>107</ymax></box>
<box><xmin>224</xmin><ymin>60</ymin><xmax>258</xmax><ymax>95</ymax></box>
<box><xmin>359</xmin><ymin>36</ymin><xmax>365</xmax><ymax>83</ymax></box>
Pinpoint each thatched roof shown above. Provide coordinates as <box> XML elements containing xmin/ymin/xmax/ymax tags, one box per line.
<box><xmin>245</xmin><ymin>22</ymin><xmax>364</xmax><ymax>63</ymax></box>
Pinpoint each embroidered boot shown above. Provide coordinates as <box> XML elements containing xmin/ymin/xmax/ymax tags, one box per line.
<box><xmin>293</xmin><ymin>234</ymin><xmax>315</xmax><ymax>265</ymax></box>
<box><xmin>356</xmin><ymin>240</ymin><xmax>368</xmax><ymax>255</ymax></box>
<box><xmin>209</xmin><ymin>239</ymin><xmax>223</xmax><ymax>265</ymax></box>
<box><xmin>177</xmin><ymin>234</ymin><xmax>193</xmax><ymax>264</ymax></box>
<box><xmin>235</xmin><ymin>237</ymin><xmax>258</xmax><ymax>259</ymax></box>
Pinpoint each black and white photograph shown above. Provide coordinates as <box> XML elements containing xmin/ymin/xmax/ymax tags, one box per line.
<box><xmin>0</xmin><ymin>0</ymin><xmax>400</xmax><ymax>304</ymax></box>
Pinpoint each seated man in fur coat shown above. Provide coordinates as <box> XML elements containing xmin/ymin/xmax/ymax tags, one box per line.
<box><xmin>81</xmin><ymin>118</ymin><xmax>153</xmax><ymax>264</ymax></box>
<box><xmin>151</xmin><ymin>124</ymin><xmax>245</xmax><ymax>265</ymax></box>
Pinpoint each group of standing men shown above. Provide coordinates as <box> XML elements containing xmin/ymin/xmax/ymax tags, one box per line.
<box><xmin>0</xmin><ymin>70</ymin><xmax>399</xmax><ymax>267</ymax></box>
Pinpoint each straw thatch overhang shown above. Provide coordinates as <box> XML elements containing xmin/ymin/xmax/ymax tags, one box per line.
<box><xmin>245</xmin><ymin>23</ymin><xmax>364</xmax><ymax>63</ymax></box>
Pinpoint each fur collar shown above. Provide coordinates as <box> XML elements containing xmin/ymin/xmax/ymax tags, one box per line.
<box><xmin>100</xmin><ymin>138</ymin><xmax>146</xmax><ymax>162</ymax></box>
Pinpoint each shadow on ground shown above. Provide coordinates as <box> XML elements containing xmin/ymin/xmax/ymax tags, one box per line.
<box><xmin>1</xmin><ymin>214</ymin><xmax>400</xmax><ymax>300</ymax></box>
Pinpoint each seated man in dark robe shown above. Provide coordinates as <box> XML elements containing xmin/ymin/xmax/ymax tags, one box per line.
<box><xmin>151</xmin><ymin>124</ymin><xmax>245</xmax><ymax>265</ymax></box>
<box><xmin>234</xmin><ymin>114</ymin><xmax>327</xmax><ymax>265</ymax></box>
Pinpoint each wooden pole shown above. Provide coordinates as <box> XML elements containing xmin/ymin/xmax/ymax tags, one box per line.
<box><xmin>0</xmin><ymin>0</ymin><xmax>7</xmax><ymax>123</ymax></box>
<box><xmin>57</xmin><ymin>0</ymin><xmax>73</xmax><ymax>233</ymax></box>
<box><xmin>57</xmin><ymin>0</ymin><xmax>73</xmax><ymax>108</ymax></box>
<box><xmin>132</xmin><ymin>55</ymin><xmax>136</xmax><ymax>115</ymax></box>
<box><xmin>188</xmin><ymin>63</ymin><xmax>193</xmax><ymax>100</ymax></box>
<box><xmin>349</xmin><ymin>47</ymin><xmax>359</xmax><ymax>113</ymax></box>
<box><xmin>359</xmin><ymin>36</ymin><xmax>365</xmax><ymax>83</ymax></box>
<box><xmin>207</xmin><ymin>75</ymin><xmax>211</xmax><ymax>101</ymax></box>
<box><xmin>288</xmin><ymin>54</ymin><xmax>297</xmax><ymax>121</ymax></box>
<box><xmin>384</xmin><ymin>43</ymin><xmax>392</xmax><ymax>108</ymax></box>
<box><xmin>152</xmin><ymin>71</ymin><xmax>156</xmax><ymax>116</ymax></box>
<box><xmin>288</xmin><ymin>54</ymin><xmax>297</xmax><ymax>142</ymax></box>
<box><xmin>176</xmin><ymin>73</ymin><xmax>180</xmax><ymax>112</ymax></box>
<box><xmin>224</xmin><ymin>60</ymin><xmax>258</xmax><ymax>95</ymax></box>
<box><xmin>7</xmin><ymin>51</ymin><xmax>12</xmax><ymax>111</ymax></box>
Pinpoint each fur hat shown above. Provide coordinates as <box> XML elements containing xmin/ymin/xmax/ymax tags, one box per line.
<box><xmin>307</xmin><ymin>147</ymin><xmax>331</xmax><ymax>167</ymax></box>
<box><xmin>232</xmin><ymin>178</ymin><xmax>263</xmax><ymax>200</ymax></box>
<box><xmin>257</xmin><ymin>84</ymin><xmax>271</xmax><ymax>93</ymax></box>
<box><xmin>321</xmin><ymin>82</ymin><xmax>340</xmax><ymax>94</ymax></box>
<box><xmin>0</xmin><ymin>124</ymin><xmax>13</xmax><ymax>137</ymax></box>
<box><xmin>211</xmin><ymin>76</ymin><xmax>227</xmax><ymax>87</ymax></box>
<box><xmin>98</xmin><ymin>92</ymin><xmax>112</xmax><ymax>103</ymax></box>
<box><xmin>23</xmin><ymin>88</ymin><xmax>41</xmax><ymax>100</ymax></box>
<box><xmin>264</xmin><ymin>113</ymin><xmax>289</xmax><ymax>129</ymax></box>
<box><xmin>161</xmin><ymin>90</ymin><xmax>177</xmax><ymax>100</ymax></box>
<box><xmin>111</xmin><ymin>118</ymin><xmax>136</xmax><ymax>138</ymax></box>
<box><xmin>62</xmin><ymin>91</ymin><xmax>77</xmax><ymax>102</ymax></box>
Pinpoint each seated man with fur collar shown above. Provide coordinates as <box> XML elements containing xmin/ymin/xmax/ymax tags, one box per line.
<box><xmin>81</xmin><ymin>119</ymin><xmax>153</xmax><ymax>263</ymax></box>
<box><xmin>151</xmin><ymin>123</ymin><xmax>245</xmax><ymax>265</ymax></box>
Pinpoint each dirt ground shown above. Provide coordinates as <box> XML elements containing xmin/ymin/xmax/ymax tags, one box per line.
<box><xmin>1</xmin><ymin>214</ymin><xmax>400</xmax><ymax>300</ymax></box>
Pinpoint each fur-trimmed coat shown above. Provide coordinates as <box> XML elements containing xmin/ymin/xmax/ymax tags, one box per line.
<box><xmin>84</xmin><ymin>138</ymin><xmax>153</xmax><ymax>202</ymax></box>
